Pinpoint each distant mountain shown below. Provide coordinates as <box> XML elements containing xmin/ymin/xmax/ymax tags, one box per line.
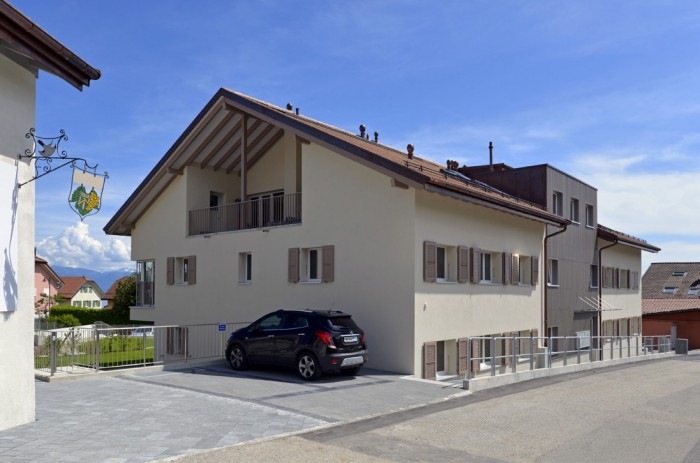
<box><xmin>53</xmin><ymin>266</ymin><xmax>133</xmax><ymax>294</ymax></box>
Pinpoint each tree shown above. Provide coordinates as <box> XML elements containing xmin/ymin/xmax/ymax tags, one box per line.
<box><xmin>112</xmin><ymin>274</ymin><xmax>137</xmax><ymax>320</ymax></box>
<box><xmin>35</xmin><ymin>293</ymin><xmax>66</xmax><ymax>316</ymax></box>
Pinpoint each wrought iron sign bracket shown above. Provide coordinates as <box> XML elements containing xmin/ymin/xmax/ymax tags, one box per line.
<box><xmin>17</xmin><ymin>129</ymin><xmax>109</xmax><ymax>221</ymax></box>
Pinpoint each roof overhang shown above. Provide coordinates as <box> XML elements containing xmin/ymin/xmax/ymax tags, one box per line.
<box><xmin>598</xmin><ymin>224</ymin><xmax>660</xmax><ymax>253</ymax></box>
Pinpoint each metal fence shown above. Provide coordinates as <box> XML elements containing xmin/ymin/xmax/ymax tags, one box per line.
<box><xmin>466</xmin><ymin>334</ymin><xmax>673</xmax><ymax>380</ymax></box>
<box><xmin>34</xmin><ymin>322</ymin><xmax>250</xmax><ymax>376</ymax></box>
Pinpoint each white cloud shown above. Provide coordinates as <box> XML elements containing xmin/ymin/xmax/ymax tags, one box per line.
<box><xmin>36</xmin><ymin>222</ymin><xmax>131</xmax><ymax>271</ymax></box>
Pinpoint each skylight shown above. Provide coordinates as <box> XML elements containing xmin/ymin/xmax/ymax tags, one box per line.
<box><xmin>672</xmin><ymin>271</ymin><xmax>687</xmax><ymax>277</ymax></box>
<box><xmin>690</xmin><ymin>288</ymin><xmax>699</xmax><ymax>296</ymax></box>
<box><xmin>662</xmin><ymin>287</ymin><xmax>678</xmax><ymax>294</ymax></box>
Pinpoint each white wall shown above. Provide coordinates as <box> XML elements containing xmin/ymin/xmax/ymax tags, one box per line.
<box><xmin>600</xmin><ymin>241</ymin><xmax>642</xmax><ymax>321</ymax></box>
<box><xmin>0</xmin><ymin>53</ymin><xmax>36</xmax><ymax>431</ymax></box>
<box><xmin>413</xmin><ymin>190</ymin><xmax>545</xmax><ymax>373</ymax></box>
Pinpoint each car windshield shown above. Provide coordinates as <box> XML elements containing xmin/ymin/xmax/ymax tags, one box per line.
<box><xmin>325</xmin><ymin>316</ymin><xmax>360</xmax><ymax>332</ymax></box>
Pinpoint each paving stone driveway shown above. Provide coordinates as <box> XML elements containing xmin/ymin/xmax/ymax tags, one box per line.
<box><xmin>0</xmin><ymin>362</ymin><xmax>462</xmax><ymax>462</ymax></box>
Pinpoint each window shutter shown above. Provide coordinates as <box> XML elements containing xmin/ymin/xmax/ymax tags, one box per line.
<box><xmin>457</xmin><ymin>246</ymin><xmax>469</xmax><ymax>283</ymax></box>
<box><xmin>470</xmin><ymin>248</ymin><xmax>481</xmax><ymax>283</ymax></box>
<box><xmin>288</xmin><ymin>248</ymin><xmax>300</xmax><ymax>283</ymax></box>
<box><xmin>423</xmin><ymin>241</ymin><xmax>437</xmax><ymax>282</ymax></box>
<box><xmin>457</xmin><ymin>337</ymin><xmax>469</xmax><ymax>375</ymax></box>
<box><xmin>471</xmin><ymin>338</ymin><xmax>480</xmax><ymax>373</ymax></box>
<box><xmin>423</xmin><ymin>341</ymin><xmax>437</xmax><ymax>380</ymax></box>
<box><xmin>503</xmin><ymin>253</ymin><xmax>511</xmax><ymax>285</ymax></box>
<box><xmin>602</xmin><ymin>267</ymin><xmax>609</xmax><ymax>288</ymax></box>
<box><xmin>531</xmin><ymin>257</ymin><xmax>539</xmax><ymax>286</ymax></box>
<box><xmin>167</xmin><ymin>257</ymin><xmax>174</xmax><ymax>286</ymax></box>
<box><xmin>322</xmin><ymin>245</ymin><xmax>334</xmax><ymax>282</ymax></box>
<box><xmin>188</xmin><ymin>255</ymin><xmax>196</xmax><ymax>285</ymax></box>
<box><xmin>614</xmin><ymin>268</ymin><xmax>620</xmax><ymax>288</ymax></box>
<box><xmin>511</xmin><ymin>255</ymin><xmax>520</xmax><ymax>285</ymax></box>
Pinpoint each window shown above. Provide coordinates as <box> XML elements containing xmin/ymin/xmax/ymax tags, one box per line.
<box><xmin>239</xmin><ymin>252</ymin><xmax>252</xmax><ymax>283</ymax></box>
<box><xmin>167</xmin><ymin>256</ymin><xmax>196</xmax><ymax>285</ymax></box>
<box><xmin>255</xmin><ymin>313</ymin><xmax>284</xmax><ymax>330</ymax></box>
<box><xmin>435</xmin><ymin>245</ymin><xmax>457</xmax><ymax>282</ymax></box>
<box><xmin>93</xmin><ymin>301</ymin><xmax>101</xmax><ymax>308</ymax></box>
<box><xmin>547</xmin><ymin>259</ymin><xmax>559</xmax><ymax>286</ymax></box>
<box><xmin>424</xmin><ymin>242</ymin><xmax>462</xmax><ymax>283</ymax></box>
<box><xmin>249</xmin><ymin>190</ymin><xmax>285</xmax><ymax>228</ymax></box>
<box><xmin>590</xmin><ymin>265</ymin><xmax>599</xmax><ymax>288</ymax></box>
<box><xmin>552</xmin><ymin>191</ymin><xmax>563</xmax><ymax>216</ymax></box>
<box><xmin>570</xmin><ymin>198</ymin><xmax>580</xmax><ymax>224</ymax></box>
<box><xmin>585</xmin><ymin>204</ymin><xmax>594</xmax><ymax>228</ymax></box>
<box><xmin>672</xmin><ymin>271</ymin><xmax>687</xmax><ymax>277</ymax></box>
<box><xmin>689</xmin><ymin>288</ymin><xmax>699</xmax><ymax>296</ymax></box>
<box><xmin>136</xmin><ymin>260</ymin><xmax>155</xmax><ymax>307</ymax></box>
<box><xmin>662</xmin><ymin>287</ymin><xmax>678</xmax><ymax>294</ymax></box>
<box><xmin>479</xmin><ymin>251</ymin><xmax>503</xmax><ymax>284</ymax></box>
<box><xmin>518</xmin><ymin>256</ymin><xmax>532</xmax><ymax>285</ymax></box>
<box><xmin>289</xmin><ymin>246</ymin><xmax>334</xmax><ymax>283</ymax></box>
<box><xmin>74</xmin><ymin>301</ymin><xmax>81</xmax><ymax>307</ymax></box>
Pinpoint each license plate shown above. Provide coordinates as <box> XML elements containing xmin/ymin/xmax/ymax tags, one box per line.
<box><xmin>343</xmin><ymin>335</ymin><xmax>359</xmax><ymax>344</ymax></box>
<box><xmin>341</xmin><ymin>356</ymin><xmax>363</xmax><ymax>367</ymax></box>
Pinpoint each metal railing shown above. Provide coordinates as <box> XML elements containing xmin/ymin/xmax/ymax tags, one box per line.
<box><xmin>188</xmin><ymin>192</ymin><xmax>301</xmax><ymax>236</ymax></box>
<box><xmin>34</xmin><ymin>322</ymin><xmax>250</xmax><ymax>376</ymax></box>
<box><xmin>466</xmin><ymin>334</ymin><xmax>673</xmax><ymax>380</ymax></box>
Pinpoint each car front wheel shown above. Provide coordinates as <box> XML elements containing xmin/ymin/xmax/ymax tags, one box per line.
<box><xmin>228</xmin><ymin>345</ymin><xmax>248</xmax><ymax>371</ymax></box>
<box><xmin>296</xmin><ymin>352</ymin><xmax>321</xmax><ymax>381</ymax></box>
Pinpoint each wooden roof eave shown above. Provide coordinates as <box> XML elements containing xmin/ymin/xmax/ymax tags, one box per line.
<box><xmin>424</xmin><ymin>182</ymin><xmax>568</xmax><ymax>227</ymax></box>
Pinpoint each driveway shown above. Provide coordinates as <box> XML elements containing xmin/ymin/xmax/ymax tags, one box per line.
<box><xmin>0</xmin><ymin>362</ymin><xmax>462</xmax><ymax>462</ymax></box>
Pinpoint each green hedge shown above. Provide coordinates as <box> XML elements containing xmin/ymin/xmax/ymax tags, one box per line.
<box><xmin>49</xmin><ymin>306</ymin><xmax>138</xmax><ymax>326</ymax></box>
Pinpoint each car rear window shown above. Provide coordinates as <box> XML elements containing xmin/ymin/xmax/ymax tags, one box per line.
<box><xmin>325</xmin><ymin>316</ymin><xmax>360</xmax><ymax>332</ymax></box>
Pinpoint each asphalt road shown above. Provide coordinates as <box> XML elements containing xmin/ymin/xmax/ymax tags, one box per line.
<box><xmin>172</xmin><ymin>354</ymin><xmax>700</xmax><ymax>463</ymax></box>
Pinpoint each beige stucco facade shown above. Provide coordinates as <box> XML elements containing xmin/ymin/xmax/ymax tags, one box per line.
<box><xmin>130</xmin><ymin>131</ymin><xmax>548</xmax><ymax>375</ymax></box>
<box><xmin>599</xmin><ymin>239</ymin><xmax>643</xmax><ymax>329</ymax></box>
<box><xmin>0</xmin><ymin>53</ymin><xmax>36</xmax><ymax>431</ymax></box>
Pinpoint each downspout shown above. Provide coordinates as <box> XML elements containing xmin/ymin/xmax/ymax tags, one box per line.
<box><xmin>597</xmin><ymin>238</ymin><xmax>619</xmax><ymax>356</ymax></box>
<box><xmin>543</xmin><ymin>223</ymin><xmax>568</xmax><ymax>343</ymax></box>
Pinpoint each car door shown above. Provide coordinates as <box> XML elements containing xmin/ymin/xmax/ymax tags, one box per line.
<box><xmin>245</xmin><ymin>313</ymin><xmax>285</xmax><ymax>364</ymax></box>
<box><xmin>275</xmin><ymin>314</ymin><xmax>309</xmax><ymax>365</ymax></box>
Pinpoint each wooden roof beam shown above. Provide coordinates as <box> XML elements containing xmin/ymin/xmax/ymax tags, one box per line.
<box><xmin>200</xmin><ymin>117</ymin><xmax>242</xmax><ymax>169</ymax></box>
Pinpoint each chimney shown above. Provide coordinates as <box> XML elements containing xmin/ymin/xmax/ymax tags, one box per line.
<box><xmin>407</xmin><ymin>144</ymin><xmax>414</xmax><ymax>160</ymax></box>
<box><xmin>489</xmin><ymin>141</ymin><xmax>494</xmax><ymax>173</ymax></box>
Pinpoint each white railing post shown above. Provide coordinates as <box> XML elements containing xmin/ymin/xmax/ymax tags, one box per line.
<box><xmin>563</xmin><ymin>336</ymin><xmax>568</xmax><ymax>366</ymax></box>
<box><xmin>467</xmin><ymin>338</ymin><xmax>472</xmax><ymax>380</ymax></box>
<box><xmin>577</xmin><ymin>337</ymin><xmax>581</xmax><ymax>364</ymax></box>
<box><xmin>511</xmin><ymin>336</ymin><xmax>516</xmax><ymax>374</ymax></box>
<box><xmin>530</xmin><ymin>336</ymin><xmax>535</xmax><ymax>370</ymax></box>
<box><xmin>50</xmin><ymin>331</ymin><xmax>57</xmax><ymax>376</ymax></box>
<box><xmin>490</xmin><ymin>338</ymin><xmax>496</xmax><ymax>376</ymax></box>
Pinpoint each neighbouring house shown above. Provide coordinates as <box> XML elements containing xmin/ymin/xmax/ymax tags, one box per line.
<box><xmin>463</xmin><ymin>163</ymin><xmax>659</xmax><ymax>345</ymax></box>
<box><xmin>34</xmin><ymin>255</ymin><xmax>64</xmax><ymax>315</ymax></box>
<box><xmin>105</xmin><ymin>88</ymin><xmax>569</xmax><ymax>377</ymax></box>
<box><xmin>0</xmin><ymin>1</ymin><xmax>99</xmax><ymax>430</ymax></box>
<box><xmin>103</xmin><ymin>276</ymin><xmax>129</xmax><ymax>309</ymax></box>
<box><xmin>57</xmin><ymin>276</ymin><xmax>104</xmax><ymax>309</ymax></box>
<box><xmin>642</xmin><ymin>263</ymin><xmax>700</xmax><ymax>349</ymax></box>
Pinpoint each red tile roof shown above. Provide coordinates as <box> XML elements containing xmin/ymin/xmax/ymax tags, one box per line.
<box><xmin>643</xmin><ymin>299</ymin><xmax>700</xmax><ymax>315</ymax></box>
<box><xmin>57</xmin><ymin>276</ymin><xmax>102</xmax><ymax>299</ymax></box>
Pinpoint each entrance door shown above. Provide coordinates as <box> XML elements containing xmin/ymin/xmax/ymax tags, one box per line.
<box><xmin>671</xmin><ymin>325</ymin><xmax>677</xmax><ymax>350</ymax></box>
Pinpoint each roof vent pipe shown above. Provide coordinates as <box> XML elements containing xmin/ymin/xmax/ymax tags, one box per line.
<box><xmin>295</xmin><ymin>107</ymin><xmax>299</xmax><ymax>115</ymax></box>
<box><xmin>374</xmin><ymin>131</ymin><xmax>379</xmax><ymax>143</ymax></box>
<box><xmin>286</xmin><ymin>103</ymin><xmax>293</xmax><ymax>111</ymax></box>
<box><xmin>359</xmin><ymin>124</ymin><xmax>366</xmax><ymax>138</ymax></box>
<box><xmin>489</xmin><ymin>141</ymin><xmax>494</xmax><ymax>173</ymax></box>
<box><xmin>407</xmin><ymin>144</ymin><xmax>414</xmax><ymax>159</ymax></box>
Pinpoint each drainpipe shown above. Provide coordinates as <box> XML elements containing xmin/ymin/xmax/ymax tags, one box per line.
<box><xmin>597</xmin><ymin>238</ymin><xmax>619</xmax><ymax>357</ymax></box>
<box><xmin>543</xmin><ymin>223</ymin><xmax>568</xmax><ymax>344</ymax></box>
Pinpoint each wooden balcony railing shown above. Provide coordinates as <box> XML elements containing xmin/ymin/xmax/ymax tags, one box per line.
<box><xmin>188</xmin><ymin>192</ymin><xmax>301</xmax><ymax>236</ymax></box>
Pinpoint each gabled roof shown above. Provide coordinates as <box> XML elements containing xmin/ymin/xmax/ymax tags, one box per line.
<box><xmin>643</xmin><ymin>299</ymin><xmax>700</xmax><ymax>315</ymax></box>
<box><xmin>105</xmin><ymin>88</ymin><xmax>568</xmax><ymax>236</ymax></box>
<box><xmin>34</xmin><ymin>256</ymin><xmax>64</xmax><ymax>287</ymax></box>
<box><xmin>597</xmin><ymin>224</ymin><xmax>660</xmax><ymax>253</ymax></box>
<box><xmin>57</xmin><ymin>276</ymin><xmax>103</xmax><ymax>299</ymax></box>
<box><xmin>642</xmin><ymin>262</ymin><xmax>700</xmax><ymax>301</ymax></box>
<box><xmin>0</xmin><ymin>1</ymin><xmax>100</xmax><ymax>90</ymax></box>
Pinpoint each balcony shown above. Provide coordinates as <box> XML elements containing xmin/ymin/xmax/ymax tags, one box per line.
<box><xmin>188</xmin><ymin>192</ymin><xmax>301</xmax><ymax>236</ymax></box>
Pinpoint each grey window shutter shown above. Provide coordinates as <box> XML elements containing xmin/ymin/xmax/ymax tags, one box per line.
<box><xmin>188</xmin><ymin>255</ymin><xmax>196</xmax><ymax>285</ymax></box>
<box><xmin>511</xmin><ymin>254</ymin><xmax>520</xmax><ymax>285</ymax></box>
<box><xmin>424</xmin><ymin>241</ymin><xmax>437</xmax><ymax>282</ymax></box>
<box><xmin>288</xmin><ymin>248</ymin><xmax>300</xmax><ymax>283</ymax></box>
<box><xmin>602</xmin><ymin>267</ymin><xmax>609</xmax><ymax>288</ymax></box>
<box><xmin>423</xmin><ymin>342</ymin><xmax>437</xmax><ymax>380</ymax></box>
<box><xmin>471</xmin><ymin>338</ymin><xmax>480</xmax><ymax>373</ymax></box>
<box><xmin>503</xmin><ymin>253</ymin><xmax>511</xmax><ymax>285</ymax></box>
<box><xmin>457</xmin><ymin>337</ymin><xmax>469</xmax><ymax>375</ymax></box>
<box><xmin>470</xmin><ymin>248</ymin><xmax>481</xmax><ymax>283</ymax></box>
<box><xmin>457</xmin><ymin>246</ymin><xmax>469</xmax><ymax>283</ymax></box>
<box><xmin>322</xmin><ymin>245</ymin><xmax>334</xmax><ymax>282</ymax></box>
<box><xmin>167</xmin><ymin>257</ymin><xmax>174</xmax><ymax>285</ymax></box>
<box><xmin>531</xmin><ymin>257</ymin><xmax>539</xmax><ymax>286</ymax></box>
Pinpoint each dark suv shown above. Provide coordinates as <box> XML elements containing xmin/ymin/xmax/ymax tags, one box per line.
<box><xmin>225</xmin><ymin>309</ymin><xmax>367</xmax><ymax>380</ymax></box>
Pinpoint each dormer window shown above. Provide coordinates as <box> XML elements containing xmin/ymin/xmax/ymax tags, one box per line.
<box><xmin>689</xmin><ymin>288</ymin><xmax>698</xmax><ymax>296</ymax></box>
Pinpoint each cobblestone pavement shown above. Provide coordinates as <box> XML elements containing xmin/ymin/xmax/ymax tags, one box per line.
<box><xmin>0</xmin><ymin>362</ymin><xmax>462</xmax><ymax>462</ymax></box>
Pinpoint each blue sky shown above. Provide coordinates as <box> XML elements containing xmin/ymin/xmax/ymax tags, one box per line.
<box><xmin>15</xmin><ymin>0</ymin><xmax>700</xmax><ymax>272</ymax></box>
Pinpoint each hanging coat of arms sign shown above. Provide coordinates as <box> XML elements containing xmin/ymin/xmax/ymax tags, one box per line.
<box><xmin>69</xmin><ymin>166</ymin><xmax>107</xmax><ymax>220</ymax></box>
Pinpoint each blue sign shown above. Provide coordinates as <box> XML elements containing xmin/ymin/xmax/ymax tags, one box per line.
<box><xmin>218</xmin><ymin>324</ymin><xmax>227</xmax><ymax>332</ymax></box>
